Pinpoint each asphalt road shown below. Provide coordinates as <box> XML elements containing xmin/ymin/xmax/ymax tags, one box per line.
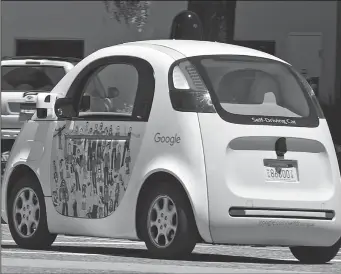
<box><xmin>1</xmin><ymin>224</ymin><xmax>341</xmax><ymax>273</ymax></box>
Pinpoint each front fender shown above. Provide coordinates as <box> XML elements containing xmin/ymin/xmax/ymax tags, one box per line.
<box><xmin>1</xmin><ymin>161</ymin><xmax>40</xmax><ymax>224</ymax></box>
<box><xmin>1</xmin><ymin>121</ymin><xmax>54</xmax><ymax>223</ymax></box>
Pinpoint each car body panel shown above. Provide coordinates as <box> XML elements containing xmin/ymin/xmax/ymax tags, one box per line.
<box><xmin>198</xmin><ymin>113</ymin><xmax>341</xmax><ymax>246</ymax></box>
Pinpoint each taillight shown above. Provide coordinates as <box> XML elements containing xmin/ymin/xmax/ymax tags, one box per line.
<box><xmin>169</xmin><ymin>60</ymin><xmax>215</xmax><ymax>113</ymax></box>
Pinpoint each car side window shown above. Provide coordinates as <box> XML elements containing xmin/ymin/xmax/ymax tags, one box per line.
<box><xmin>80</xmin><ymin>63</ymin><xmax>139</xmax><ymax>115</ymax></box>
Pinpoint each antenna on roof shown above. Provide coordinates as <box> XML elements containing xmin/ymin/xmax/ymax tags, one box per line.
<box><xmin>170</xmin><ymin>10</ymin><xmax>204</xmax><ymax>40</ymax></box>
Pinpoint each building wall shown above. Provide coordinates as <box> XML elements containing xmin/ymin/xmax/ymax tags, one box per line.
<box><xmin>2</xmin><ymin>1</ymin><xmax>337</xmax><ymax>103</ymax></box>
<box><xmin>234</xmin><ymin>0</ymin><xmax>338</xmax><ymax>104</ymax></box>
<box><xmin>1</xmin><ymin>0</ymin><xmax>187</xmax><ymax>57</ymax></box>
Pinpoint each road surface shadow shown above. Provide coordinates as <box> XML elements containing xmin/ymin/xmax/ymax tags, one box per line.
<box><xmin>1</xmin><ymin>244</ymin><xmax>306</xmax><ymax>265</ymax></box>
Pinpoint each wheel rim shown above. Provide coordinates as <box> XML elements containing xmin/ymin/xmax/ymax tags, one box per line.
<box><xmin>147</xmin><ymin>195</ymin><xmax>178</xmax><ymax>248</ymax></box>
<box><xmin>12</xmin><ymin>187</ymin><xmax>40</xmax><ymax>238</ymax></box>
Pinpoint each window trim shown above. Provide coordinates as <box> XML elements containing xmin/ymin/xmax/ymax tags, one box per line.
<box><xmin>64</xmin><ymin>56</ymin><xmax>155</xmax><ymax>122</ymax></box>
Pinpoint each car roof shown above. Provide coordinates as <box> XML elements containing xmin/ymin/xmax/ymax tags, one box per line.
<box><xmin>122</xmin><ymin>39</ymin><xmax>288</xmax><ymax>64</ymax></box>
<box><xmin>2</xmin><ymin>56</ymin><xmax>81</xmax><ymax>63</ymax></box>
<box><xmin>1</xmin><ymin>56</ymin><xmax>78</xmax><ymax>71</ymax></box>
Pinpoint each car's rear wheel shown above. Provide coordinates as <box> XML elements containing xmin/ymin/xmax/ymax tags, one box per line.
<box><xmin>140</xmin><ymin>181</ymin><xmax>198</xmax><ymax>259</ymax></box>
<box><xmin>290</xmin><ymin>237</ymin><xmax>341</xmax><ymax>264</ymax></box>
<box><xmin>8</xmin><ymin>175</ymin><xmax>57</xmax><ymax>249</ymax></box>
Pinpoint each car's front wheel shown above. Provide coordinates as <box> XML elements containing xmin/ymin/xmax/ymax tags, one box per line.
<box><xmin>8</xmin><ymin>175</ymin><xmax>57</xmax><ymax>249</ymax></box>
<box><xmin>290</xmin><ymin>237</ymin><xmax>341</xmax><ymax>264</ymax></box>
<box><xmin>140</xmin><ymin>181</ymin><xmax>198</xmax><ymax>259</ymax></box>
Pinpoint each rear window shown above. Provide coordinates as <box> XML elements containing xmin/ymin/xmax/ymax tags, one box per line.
<box><xmin>1</xmin><ymin>66</ymin><xmax>66</xmax><ymax>92</ymax></box>
<box><xmin>172</xmin><ymin>55</ymin><xmax>321</xmax><ymax>127</ymax></box>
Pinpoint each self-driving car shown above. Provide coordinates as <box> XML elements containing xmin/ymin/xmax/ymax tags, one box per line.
<box><xmin>2</xmin><ymin>40</ymin><xmax>341</xmax><ymax>263</ymax></box>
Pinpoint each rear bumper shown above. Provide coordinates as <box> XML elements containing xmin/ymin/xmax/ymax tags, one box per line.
<box><xmin>209</xmin><ymin>212</ymin><xmax>341</xmax><ymax>247</ymax></box>
<box><xmin>1</xmin><ymin>129</ymin><xmax>20</xmax><ymax>139</ymax></box>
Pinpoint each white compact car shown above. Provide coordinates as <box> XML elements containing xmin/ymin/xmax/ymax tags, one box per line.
<box><xmin>1</xmin><ymin>56</ymin><xmax>78</xmax><ymax>173</ymax></box>
<box><xmin>2</xmin><ymin>40</ymin><xmax>341</xmax><ymax>263</ymax></box>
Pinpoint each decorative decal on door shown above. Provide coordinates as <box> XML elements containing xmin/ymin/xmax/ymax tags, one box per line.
<box><xmin>51</xmin><ymin>122</ymin><xmax>141</xmax><ymax>219</ymax></box>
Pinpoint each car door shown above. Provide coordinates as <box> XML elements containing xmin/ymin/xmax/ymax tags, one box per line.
<box><xmin>50</xmin><ymin>56</ymin><xmax>155</xmax><ymax>220</ymax></box>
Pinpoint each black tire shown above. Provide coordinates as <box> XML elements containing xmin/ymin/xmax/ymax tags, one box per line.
<box><xmin>7</xmin><ymin>174</ymin><xmax>57</xmax><ymax>249</ymax></box>
<box><xmin>290</xmin><ymin>237</ymin><xmax>341</xmax><ymax>264</ymax></box>
<box><xmin>140</xmin><ymin>181</ymin><xmax>199</xmax><ymax>259</ymax></box>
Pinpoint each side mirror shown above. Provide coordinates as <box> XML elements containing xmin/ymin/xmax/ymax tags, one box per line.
<box><xmin>54</xmin><ymin>98</ymin><xmax>77</xmax><ymax>119</ymax></box>
<box><xmin>107</xmin><ymin>87</ymin><xmax>120</xmax><ymax>99</ymax></box>
<box><xmin>80</xmin><ymin>95</ymin><xmax>91</xmax><ymax>112</ymax></box>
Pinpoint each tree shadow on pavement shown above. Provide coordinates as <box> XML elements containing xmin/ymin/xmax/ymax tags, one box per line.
<box><xmin>1</xmin><ymin>244</ymin><xmax>307</xmax><ymax>265</ymax></box>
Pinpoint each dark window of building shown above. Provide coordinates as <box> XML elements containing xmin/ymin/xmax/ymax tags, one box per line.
<box><xmin>16</xmin><ymin>39</ymin><xmax>84</xmax><ymax>59</ymax></box>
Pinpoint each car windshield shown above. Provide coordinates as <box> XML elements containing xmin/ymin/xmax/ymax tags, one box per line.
<box><xmin>191</xmin><ymin>55</ymin><xmax>313</xmax><ymax>118</ymax></box>
<box><xmin>1</xmin><ymin>65</ymin><xmax>66</xmax><ymax>92</ymax></box>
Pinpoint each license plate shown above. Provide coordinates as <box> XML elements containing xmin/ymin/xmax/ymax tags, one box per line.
<box><xmin>263</xmin><ymin>159</ymin><xmax>299</xmax><ymax>183</ymax></box>
<box><xmin>19</xmin><ymin>103</ymin><xmax>36</xmax><ymax>121</ymax></box>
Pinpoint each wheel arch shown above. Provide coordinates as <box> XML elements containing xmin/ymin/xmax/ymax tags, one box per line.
<box><xmin>6</xmin><ymin>164</ymin><xmax>40</xmax><ymax>214</ymax></box>
<box><xmin>135</xmin><ymin>170</ymin><xmax>203</xmax><ymax>242</ymax></box>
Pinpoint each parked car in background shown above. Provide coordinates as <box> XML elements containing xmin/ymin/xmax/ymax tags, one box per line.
<box><xmin>1</xmin><ymin>56</ymin><xmax>79</xmax><ymax>172</ymax></box>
